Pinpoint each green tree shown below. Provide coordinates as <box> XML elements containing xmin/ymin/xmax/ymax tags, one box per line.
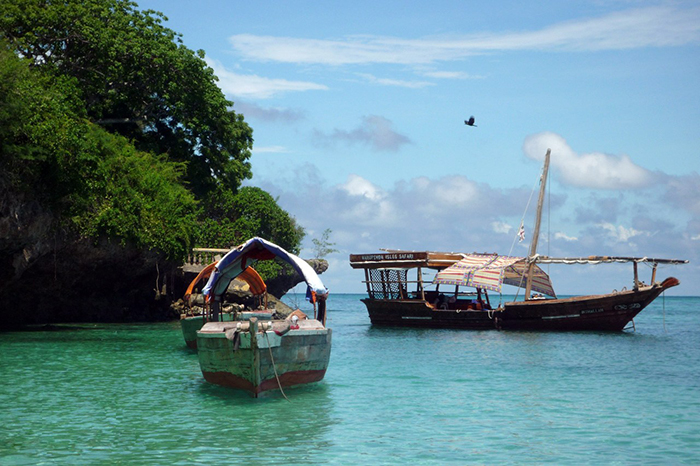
<box><xmin>196</xmin><ymin>186</ymin><xmax>305</xmax><ymax>255</ymax></box>
<box><xmin>312</xmin><ymin>228</ymin><xmax>339</xmax><ymax>259</ymax></box>
<box><xmin>0</xmin><ymin>0</ymin><xmax>253</xmax><ymax>198</ymax></box>
<box><xmin>0</xmin><ymin>44</ymin><xmax>197</xmax><ymax>260</ymax></box>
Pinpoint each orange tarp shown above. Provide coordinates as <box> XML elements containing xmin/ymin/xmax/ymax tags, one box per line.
<box><xmin>184</xmin><ymin>262</ymin><xmax>266</xmax><ymax>303</ymax></box>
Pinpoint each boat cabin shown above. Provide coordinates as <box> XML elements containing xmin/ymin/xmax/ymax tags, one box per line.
<box><xmin>349</xmin><ymin>250</ymin><xmax>500</xmax><ymax>310</ymax></box>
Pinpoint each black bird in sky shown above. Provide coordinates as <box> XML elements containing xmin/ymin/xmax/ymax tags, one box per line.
<box><xmin>464</xmin><ymin>116</ymin><xmax>477</xmax><ymax>127</ymax></box>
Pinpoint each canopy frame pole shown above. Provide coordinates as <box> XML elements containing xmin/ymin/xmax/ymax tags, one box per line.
<box><xmin>417</xmin><ymin>267</ymin><xmax>425</xmax><ymax>301</ymax></box>
<box><xmin>363</xmin><ymin>268</ymin><xmax>372</xmax><ymax>298</ymax></box>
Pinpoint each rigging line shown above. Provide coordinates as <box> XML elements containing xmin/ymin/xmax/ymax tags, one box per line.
<box><xmin>264</xmin><ymin>331</ymin><xmax>289</xmax><ymax>401</ymax></box>
<box><xmin>508</xmin><ymin>168</ymin><xmax>541</xmax><ymax>258</ymax></box>
<box><xmin>547</xmin><ymin>169</ymin><xmax>551</xmax><ymax>277</ymax></box>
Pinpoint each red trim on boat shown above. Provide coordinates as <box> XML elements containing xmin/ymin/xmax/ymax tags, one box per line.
<box><xmin>202</xmin><ymin>369</ymin><xmax>327</xmax><ymax>396</ymax></box>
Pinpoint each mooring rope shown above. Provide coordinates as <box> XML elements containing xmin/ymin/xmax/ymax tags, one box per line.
<box><xmin>263</xmin><ymin>331</ymin><xmax>289</xmax><ymax>401</ymax></box>
<box><xmin>663</xmin><ymin>291</ymin><xmax>667</xmax><ymax>334</ymax></box>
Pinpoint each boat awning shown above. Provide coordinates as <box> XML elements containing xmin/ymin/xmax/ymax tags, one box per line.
<box><xmin>202</xmin><ymin>237</ymin><xmax>328</xmax><ymax>303</ymax></box>
<box><xmin>184</xmin><ymin>263</ymin><xmax>266</xmax><ymax>302</ymax></box>
<box><xmin>237</xmin><ymin>266</ymin><xmax>266</xmax><ymax>296</ymax></box>
<box><xmin>433</xmin><ymin>254</ymin><xmax>556</xmax><ymax>297</ymax></box>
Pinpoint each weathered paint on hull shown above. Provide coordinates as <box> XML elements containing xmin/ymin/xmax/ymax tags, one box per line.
<box><xmin>180</xmin><ymin>315</ymin><xmax>205</xmax><ymax>349</ymax></box>
<box><xmin>201</xmin><ymin>369</ymin><xmax>327</xmax><ymax>395</ymax></box>
<box><xmin>363</xmin><ymin>279</ymin><xmax>678</xmax><ymax>332</ymax></box>
<box><xmin>500</xmin><ymin>282</ymin><xmax>672</xmax><ymax>331</ymax></box>
<box><xmin>180</xmin><ymin>312</ymin><xmax>270</xmax><ymax>349</ymax></box>
<box><xmin>197</xmin><ymin>322</ymin><xmax>332</xmax><ymax>397</ymax></box>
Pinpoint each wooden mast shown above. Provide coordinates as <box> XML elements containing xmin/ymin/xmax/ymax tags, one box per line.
<box><xmin>524</xmin><ymin>149</ymin><xmax>551</xmax><ymax>300</ymax></box>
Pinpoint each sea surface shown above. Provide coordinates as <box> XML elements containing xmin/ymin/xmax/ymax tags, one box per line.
<box><xmin>1</xmin><ymin>294</ymin><xmax>699</xmax><ymax>465</ymax></box>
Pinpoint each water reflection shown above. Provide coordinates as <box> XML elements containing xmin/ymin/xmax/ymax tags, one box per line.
<box><xmin>190</xmin><ymin>380</ymin><xmax>337</xmax><ymax>463</ymax></box>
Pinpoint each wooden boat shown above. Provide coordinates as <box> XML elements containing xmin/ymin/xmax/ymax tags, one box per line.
<box><xmin>179</xmin><ymin>263</ymin><xmax>266</xmax><ymax>349</ymax></box>
<box><xmin>350</xmin><ymin>149</ymin><xmax>687</xmax><ymax>331</ymax></box>
<box><xmin>195</xmin><ymin>237</ymin><xmax>331</xmax><ymax>397</ymax></box>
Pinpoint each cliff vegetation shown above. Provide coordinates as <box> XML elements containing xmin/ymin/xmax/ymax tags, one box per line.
<box><xmin>0</xmin><ymin>0</ymin><xmax>312</xmax><ymax>328</ymax></box>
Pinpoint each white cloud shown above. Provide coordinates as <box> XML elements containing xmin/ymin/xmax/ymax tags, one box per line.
<box><xmin>492</xmin><ymin>221</ymin><xmax>513</xmax><ymax>234</ymax></box>
<box><xmin>523</xmin><ymin>132</ymin><xmax>653</xmax><ymax>189</ymax></box>
<box><xmin>341</xmin><ymin>174</ymin><xmax>386</xmax><ymax>201</ymax></box>
<box><xmin>419</xmin><ymin>70</ymin><xmax>484</xmax><ymax>79</ymax></box>
<box><xmin>315</xmin><ymin>115</ymin><xmax>412</xmax><ymax>152</ymax></box>
<box><xmin>356</xmin><ymin>73</ymin><xmax>434</xmax><ymax>88</ymax></box>
<box><xmin>206</xmin><ymin>58</ymin><xmax>327</xmax><ymax>99</ymax></box>
<box><xmin>599</xmin><ymin>222</ymin><xmax>646</xmax><ymax>242</ymax></box>
<box><xmin>252</xmin><ymin>145</ymin><xmax>290</xmax><ymax>154</ymax></box>
<box><xmin>228</xmin><ymin>6</ymin><xmax>700</xmax><ymax>65</ymax></box>
<box><xmin>251</xmin><ymin>158</ymin><xmax>697</xmax><ymax>294</ymax></box>
<box><xmin>663</xmin><ymin>173</ymin><xmax>700</xmax><ymax>216</ymax></box>
<box><xmin>554</xmin><ymin>231</ymin><xmax>578</xmax><ymax>242</ymax></box>
<box><xmin>235</xmin><ymin>101</ymin><xmax>304</xmax><ymax>122</ymax></box>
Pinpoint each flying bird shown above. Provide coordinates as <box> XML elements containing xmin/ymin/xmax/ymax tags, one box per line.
<box><xmin>464</xmin><ymin>116</ymin><xmax>477</xmax><ymax>127</ymax></box>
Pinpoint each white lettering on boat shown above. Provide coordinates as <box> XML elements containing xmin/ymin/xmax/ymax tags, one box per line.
<box><xmin>614</xmin><ymin>303</ymin><xmax>641</xmax><ymax>311</ymax></box>
<box><xmin>581</xmin><ymin>308</ymin><xmax>604</xmax><ymax>315</ymax></box>
<box><xmin>360</xmin><ymin>253</ymin><xmax>417</xmax><ymax>261</ymax></box>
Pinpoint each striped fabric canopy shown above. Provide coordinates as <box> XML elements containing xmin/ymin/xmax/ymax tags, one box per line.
<box><xmin>433</xmin><ymin>254</ymin><xmax>556</xmax><ymax>297</ymax></box>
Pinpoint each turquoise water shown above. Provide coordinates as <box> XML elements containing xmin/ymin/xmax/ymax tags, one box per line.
<box><xmin>1</xmin><ymin>294</ymin><xmax>699</xmax><ymax>464</ymax></box>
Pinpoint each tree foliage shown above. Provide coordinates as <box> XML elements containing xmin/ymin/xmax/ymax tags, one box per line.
<box><xmin>0</xmin><ymin>0</ymin><xmax>306</xmax><ymax>269</ymax></box>
<box><xmin>0</xmin><ymin>0</ymin><xmax>253</xmax><ymax>198</ymax></box>
<box><xmin>196</xmin><ymin>187</ymin><xmax>305</xmax><ymax>254</ymax></box>
<box><xmin>0</xmin><ymin>44</ymin><xmax>197</xmax><ymax>260</ymax></box>
<box><xmin>312</xmin><ymin>228</ymin><xmax>339</xmax><ymax>259</ymax></box>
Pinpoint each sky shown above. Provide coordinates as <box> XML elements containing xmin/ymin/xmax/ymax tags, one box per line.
<box><xmin>137</xmin><ymin>0</ymin><xmax>699</xmax><ymax>296</ymax></box>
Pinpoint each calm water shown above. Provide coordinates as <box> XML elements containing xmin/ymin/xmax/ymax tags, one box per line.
<box><xmin>1</xmin><ymin>294</ymin><xmax>699</xmax><ymax>465</ymax></box>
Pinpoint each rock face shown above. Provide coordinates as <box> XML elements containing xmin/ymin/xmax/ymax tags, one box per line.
<box><xmin>0</xmin><ymin>184</ymin><xmax>329</xmax><ymax>328</ymax></box>
<box><xmin>264</xmin><ymin>259</ymin><xmax>329</xmax><ymax>298</ymax></box>
<box><xmin>0</xmin><ymin>232</ymin><xmax>328</xmax><ymax>329</ymax></box>
<box><xmin>0</xmin><ymin>237</ymin><xmax>180</xmax><ymax>329</ymax></box>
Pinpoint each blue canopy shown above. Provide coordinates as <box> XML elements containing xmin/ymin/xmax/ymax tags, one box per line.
<box><xmin>202</xmin><ymin>237</ymin><xmax>329</xmax><ymax>303</ymax></box>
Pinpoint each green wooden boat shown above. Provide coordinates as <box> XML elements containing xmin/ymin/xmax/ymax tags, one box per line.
<box><xmin>196</xmin><ymin>237</ymin><xmax>331</xmax><ymax>397</ymax></box>
<box><xmin>198</xmin><ymin>315</ymin><xmax>331</xmax><ymax>396</ymax></box>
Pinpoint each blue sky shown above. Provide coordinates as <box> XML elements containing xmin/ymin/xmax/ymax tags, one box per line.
<box><xmin>138</xmin><ymin>0</ymin><xmax>699</xmax><ymax>296</ymax></box>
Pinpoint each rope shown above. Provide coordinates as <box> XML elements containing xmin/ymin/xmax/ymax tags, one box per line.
<box><xmin>263</xmin><ymin>331</ymin><xmax>289</xmax><ymax>401</ymax></box>
<box><xmin>663</xmin><ymin>291</ymin><xmax>667</xmax><ymax>334</ymax></box>
<box><xmin>507</xmin><ymin>167</ymin><xmax>546</xmax><ymax>301</ymax></box>
<box><xmin>508</xmin><ymin>170</ymin><xmax>540</xmax><ymax>257</ymax></box>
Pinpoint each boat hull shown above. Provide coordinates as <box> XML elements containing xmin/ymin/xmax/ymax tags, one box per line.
<box><xmin>363</xmin><ymin>299</ymin><xmax>497</xmax><ymax>329</ymax></box>
<box><xmin>180</xmin><ymin>315</ymin><xmax>205</xmax><ymax>349</ymax></box>
<box><xmin>500</xmin><ymin>280</ymin><xmax>676</xmax><ymax>331</ymax></box>
<box><xmin>196</xmin><ymin>320</ymin><xmax>332</xmax><ymax>397</ymax></box>
<box><xmin>362</xmin><ymin>278</ymin><xmax>679</xmax><ymax>332</ymax></box>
